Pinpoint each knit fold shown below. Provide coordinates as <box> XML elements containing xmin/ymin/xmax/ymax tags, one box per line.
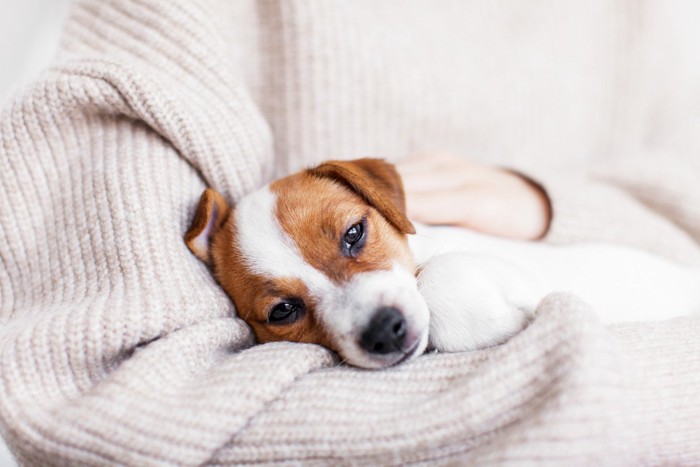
<box><xmin>213</xmin><ymin>294</ymin><xmax>637</xmax><ymax>465</ymax></box>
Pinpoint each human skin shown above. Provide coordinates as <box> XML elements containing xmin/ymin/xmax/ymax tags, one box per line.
<box><xmin>396</xmin><ymin>152</ymin><xmax>551</xmax><ymax>241</ymax></box>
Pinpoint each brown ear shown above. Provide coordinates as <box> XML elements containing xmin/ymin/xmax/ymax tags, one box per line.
<box><xmin>309</xmin><ymin>158</ymin><xmax>415</xmax><ymax>235</ymax></box>
<box><xmin>184</xmin><ymin>189</ymin><xmax>231</xmax><ymax>264</ymax></box>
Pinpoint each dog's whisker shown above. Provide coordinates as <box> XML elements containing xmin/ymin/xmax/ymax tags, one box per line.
<box><xmin>333</xmin><ymin>356</ymin><xmax>349</xmax><ymax>368</ymax></box>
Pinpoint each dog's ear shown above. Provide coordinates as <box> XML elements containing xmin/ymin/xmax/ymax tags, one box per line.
<box><xmin>184</xmin><ymin>189</ymin><xmax>231</xmax><ymax>264</ymax></box>
<box><xmin>310</xmin><ymin>158</ymin><xmax>415</xmax><ymax>235</ymax></box>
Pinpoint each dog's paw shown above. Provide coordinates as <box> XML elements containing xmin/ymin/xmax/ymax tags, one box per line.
<box><xmin>417</xmin><ymin>253</ymin><xmax>542</xmax><ymax>352</ymax></box>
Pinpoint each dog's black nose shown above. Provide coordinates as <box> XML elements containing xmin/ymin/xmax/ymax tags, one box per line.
<box><xmin>360</xmin><ymin>307</ymin><xmax>407</xmax><ymax>354</ymax></box>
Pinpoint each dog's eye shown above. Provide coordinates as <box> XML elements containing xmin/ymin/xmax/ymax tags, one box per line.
<box><xmin>342</xmin><ymin>218</ymin><xmax>367</xmax><ymax>257</ymax></box>
<box><xmin>344</xmin><ymin>222</ymin><xmax>364</xmax><ymax>245</ymax></box>
<box><xmin>268</xmin><ymin>300</ymin><xmax>305</xmax><ymax>324</ymax></box>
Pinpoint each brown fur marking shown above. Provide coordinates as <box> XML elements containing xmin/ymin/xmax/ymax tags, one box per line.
<box><xmin>211</xmin><ymin>213</ymin><xmax>336</xmax><ymax>351</ymax></box>
<box><xmin>271</xmin><ymin>172</ymin><xmax>414</xmax><ymax>285</ymax></box>
<box><xmin>309</xmin><ymin>158</ymin><xmax>416</xmax><ymax>235</ymax></box>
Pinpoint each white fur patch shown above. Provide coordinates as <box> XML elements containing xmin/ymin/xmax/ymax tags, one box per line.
<box><xmin>410</xmin><ymin>222</ymin><xmax>700</xmax><ymax>338</ymax></box>
<box><xmin>318</xmin><ymin>266</ymin><xmax>430</xmax><ymax>368</ymax></box>
<box><xmin>234</xmin><ymin>185</ymin><xmax>333</xmax><ymax>294</ymax></box>
<box><xmin>418</xmin><ymin>253</ymin><xmax>538</xmax><ymax>353</ymax></box>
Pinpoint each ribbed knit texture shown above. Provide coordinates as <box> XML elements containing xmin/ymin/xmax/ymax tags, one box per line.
<box><xmin>1</xmin><ymin>0</ymin><xmax>699</xmax><ymax>465</ymax></box>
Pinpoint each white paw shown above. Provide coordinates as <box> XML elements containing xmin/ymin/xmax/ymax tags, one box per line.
<box><xmin>417</xmin><ymin>253</ymin><xmax>542</xmax><ymax>352</ymax></box>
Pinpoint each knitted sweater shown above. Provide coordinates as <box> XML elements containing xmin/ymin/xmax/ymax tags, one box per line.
<box><xmin>1</xmin><ymin>0</ymin><xmax>699</xmax><ymax>464</ymax></box>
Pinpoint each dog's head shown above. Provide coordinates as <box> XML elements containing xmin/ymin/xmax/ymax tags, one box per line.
<box><xmin>185</xmin><ymin>159</ymin><xmax>429</xmax><ymax>368</ymax></box>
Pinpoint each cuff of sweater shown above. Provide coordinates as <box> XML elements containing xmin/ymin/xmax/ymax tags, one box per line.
<box><xmin>509</xmin><ymin>163</ymin><xmax>700</xmax><ymax>264</ymax></box>
<box><xmin>507</xmin><ymin>164</ymin><xmax>607</xmax><ymax>245</ymax></box>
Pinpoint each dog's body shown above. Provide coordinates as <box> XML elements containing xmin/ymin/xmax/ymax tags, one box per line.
<box><xmin>185</xmin><ymin>158</ymin><xmax>700</xmax><ymax>369</ymax></box>
<box><xmin>412</xmin><ymin>223</ymin><xmax>700</xmax><ymax>352</ymax></box>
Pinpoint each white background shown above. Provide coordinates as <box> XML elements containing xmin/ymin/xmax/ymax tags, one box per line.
<box><xmin>0</xmin><ymin>0</ymin><xmax>72</xmax><ymax>104</ymax></box>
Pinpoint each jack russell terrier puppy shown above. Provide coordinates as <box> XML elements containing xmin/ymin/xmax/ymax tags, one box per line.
<box><xmin>185</xmin><ymin>158</ymin><xmax>700</xmax><ymax>369</ymax></box>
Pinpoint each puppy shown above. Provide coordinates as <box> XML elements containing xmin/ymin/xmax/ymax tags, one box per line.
<box><xmin>185</xmin><ymin>159</ymin><xmax>700</xmax><ymax>368</ymax></box>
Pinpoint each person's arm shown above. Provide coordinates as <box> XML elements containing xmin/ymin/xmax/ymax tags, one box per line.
<box><xmin>398</xmin><ymin>152</ymin><xmax>700</xmax><ymax>265</ymax></box>
<box><xmin>397</xmin><ymin>152</ymin><xmax>551</xmax><ymax>241</ymax></box>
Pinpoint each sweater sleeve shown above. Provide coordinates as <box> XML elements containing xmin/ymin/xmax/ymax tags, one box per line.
<box><xmin>518</xmin><ymin>154</ymin><xmax>700</xmax><ymax>265</ymax></box>
<box><xmin>0</xmin><ymin>0</ymin><xmax>279</xmax><ymax>463</ymax></box>
<box><xmin>522</xmin><ymin>0</ymin><xmax>700</xmax><ymax>265</ymax></box>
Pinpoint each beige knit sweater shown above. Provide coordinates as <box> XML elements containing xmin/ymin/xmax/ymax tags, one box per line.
<box><xmin>1</xmin><ymin>0</ymin><xmax>700</xmax><ymax>465</ymax></box>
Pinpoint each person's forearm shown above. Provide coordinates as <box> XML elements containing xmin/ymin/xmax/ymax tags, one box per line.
<box><xmin>398</xmin><ymin>153</ymin><xmax>551</xmax><ymax>240</ymax></box>
<box><xmin>398</xmin><ymin>152</ymin><xmax>700</xmax><ymax>265</ymax></box>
